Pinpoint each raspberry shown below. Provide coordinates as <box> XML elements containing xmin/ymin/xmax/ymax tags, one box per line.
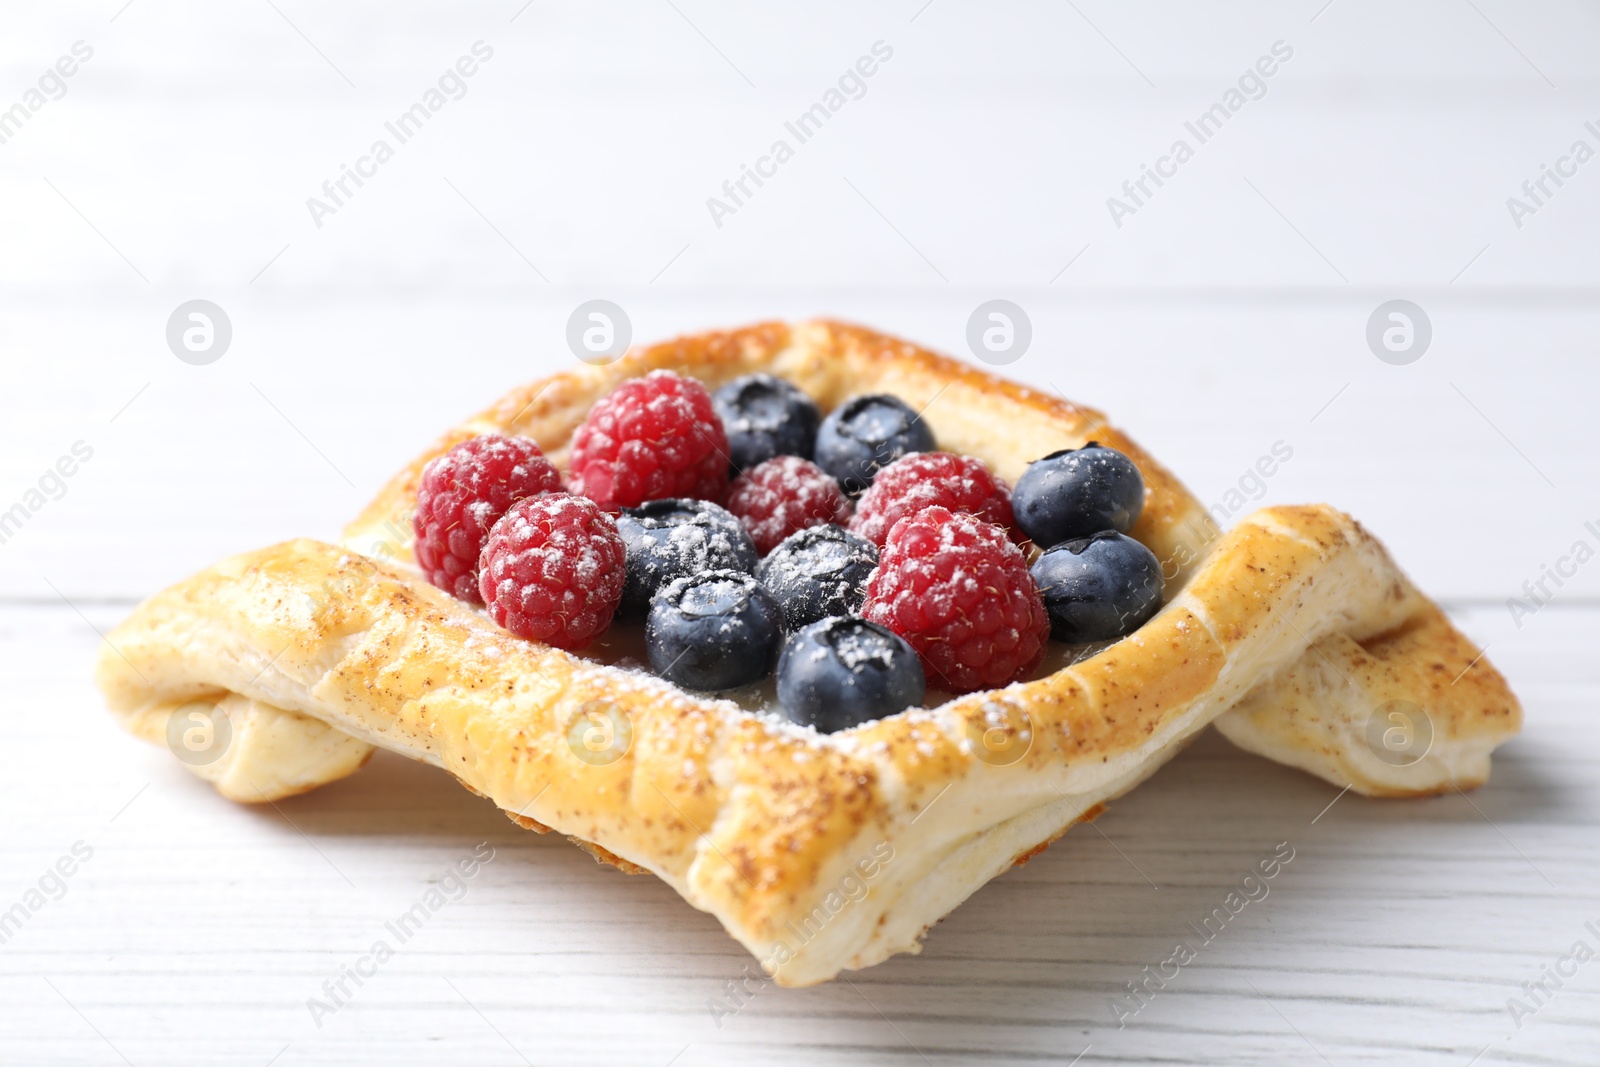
<box><xmin>848</xmin><ymin>452</ymin><xmax>1019</xmax><ymax>548</ymax></box>
<box><xmin>413</xmin><ymin>433</ymin><xmax>563</xmax><ymax>603</ymax></box>
<box><xmin>568</xmin><ymin>370</ymin><xmax>730</xmax><ymax>512</ymax></box>
<box><xmin>861</xmin><ymin>506</ymin><xmax>1049</xmax><ymax>694</ymax></box>
<box><xmin>723</xmin><ymin>456</ymin><xmax>851</xmax><ymax>555</ymax></box>
<box><xmin>478</xmin><ymin>494</ymin><xmax>626</xmax><ymax>650</ymax></box>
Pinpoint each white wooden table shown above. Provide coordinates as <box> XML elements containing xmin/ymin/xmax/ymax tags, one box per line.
<box><xmin>2</xmin><ymin>3</ymin><xmax>1596</xmax><ymax>1063</ymax></box>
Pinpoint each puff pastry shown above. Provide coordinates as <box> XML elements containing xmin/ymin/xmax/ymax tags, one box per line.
<box><xmin>95</xmin><ymin>321</ymin><xmax>1520</xmax><ymax>985</ymax></box>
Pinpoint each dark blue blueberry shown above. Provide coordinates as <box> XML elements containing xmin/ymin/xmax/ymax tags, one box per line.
<box><xmin>712</xmin><ymin>374</ymin><xmax>821</xmax><ymax>472</ymax></box>
<box><xmin>777</xmin><ymin>617</ymin><xmax>925</xmax><ymax>733</ymax></box>
<box><xmin>646</xmin><ymin>570</ymin><xmax>784</xmax><ymax>691</ymax></box>
<box><xmin>756</xmin><ymin>525</ymin><xmax>879</xmax><ymax>630</ymax></box>
<box><xmin>1030</xmin><ymin>531</ymin><xmax>1164</xmax><ymax>644</ymax></box>
<box><xmin>1012</xmin><ymin>442</ymin><xmax>1145</xmax><ymax>548</ymax></box>
<box><xmin>814</xmin><ymin>394</ymin><xmax>935</xmax><ymax>494</ymax></box>
<box><xmin>615</xmin><ymin>499</ymin><xmax>758</xmax><ymax>619</ymax></box>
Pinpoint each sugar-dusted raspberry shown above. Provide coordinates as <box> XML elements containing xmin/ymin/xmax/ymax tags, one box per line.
<box><xmin>413</xmin><ymin>433</ymin><xmax>563</xmax><ymax>603</ymax></box>
<box><xmin>478</xmin><ymin>494</ymin><xmax>626</xmax><ymax>650</ymax></box>
<box><xmin>848</xmin><ymin>452</ymin><xmax>1019</xmax><ymax>549</ymax></box>
<box><xmin>567</xmin><ymin>370</ymin><xmax>729</xmax><ymax>512</ymax></box>
<box><xmin>861</xmin><ymin>506</ymin><xmax>1049</xmax><ymax>694</ymax></box>
<box><xmin>723</xmin><ymin>455</ymin><xmax>851</xmax><ymax>555</ymax></box>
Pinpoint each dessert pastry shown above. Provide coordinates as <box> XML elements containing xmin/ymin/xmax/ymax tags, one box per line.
<box><xmin>94</xmin><ymin>321</ymin><xmax>1520</xmax><ymax>986</ymax></box>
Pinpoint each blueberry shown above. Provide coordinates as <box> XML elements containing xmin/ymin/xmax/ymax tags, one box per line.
<box><xmin>777</xmin><ymin>617</ymin><xmax>925</xmax><ymax>733</ymax></box>
<box><xmin>615</xmin><ymin>499</ymin><xmax>758</xmax><ymax>619</ymax></box>
<box><xmin>646</xmin><ymin>570</ymin><xmax>784</xmax><ymax>691</ymax></box>
<box><xmin>756</xmin><ymin>525</ymin><xmax>879</xmax><ymax>630</ymax></box>
<box><xmin>814</xmin><ymin>394</ymin><xmax>936</xmax><ymax>494</ymax></box>
<box><xmin>1030</xmin><ymin>531</ymin><xmax>1164</xmax><ymax>644</ymax></box>
<box><xmin>712</xmin><ymin>374</ymin><xmax>821</xmax><ymax>472</ymax></box>
<box><xmin>1012</xmin><ymin>442</ymin><xmax>1145</xmax><ymax>548</ymax></box>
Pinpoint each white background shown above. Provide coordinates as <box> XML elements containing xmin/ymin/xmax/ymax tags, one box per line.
<box><xmin>1</xmin><ymin>2</ymin><xmax>1596</xmax><ymax>1064</ymax></box>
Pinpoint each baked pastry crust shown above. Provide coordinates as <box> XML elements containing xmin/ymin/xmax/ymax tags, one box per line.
<box><xmin>95</xmin><ymin>321</ymin><xmax>1520</xmax><ymax>985</ymax></box>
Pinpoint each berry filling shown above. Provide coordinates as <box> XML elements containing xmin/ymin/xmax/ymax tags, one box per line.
<box><xmin>406</xmin><ymin>369</ymin><xmax>1167</xmax><ymax>727</ymax></box>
